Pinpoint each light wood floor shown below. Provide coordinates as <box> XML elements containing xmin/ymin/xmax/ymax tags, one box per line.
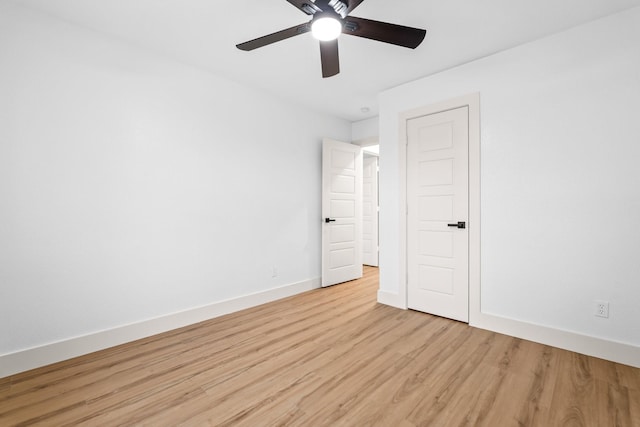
<box><xmin>1</xmin><ymin>267</ymin><xmax>639</xmax><ymax>426</ymax></box>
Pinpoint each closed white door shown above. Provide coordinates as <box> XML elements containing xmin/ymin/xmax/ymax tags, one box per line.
<box><xmin>362</xmin><ymin>156</ymin><xmax>379</xmax><ymax>267</ymax></box>
<box><xmin>407</xmin><ymin>107</ymin><xmax>469</xmax><ymax>322</ymax></box>
<box><xmin>322</xmin><ymin>139</ymin><xmax>363</xmax><ymax>287</ymax></box>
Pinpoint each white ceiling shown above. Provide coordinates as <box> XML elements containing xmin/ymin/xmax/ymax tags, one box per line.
<box><xmin>11</xmin><ymin>0</ymin><xmax>640</xmax><ymax>121</ymax></box>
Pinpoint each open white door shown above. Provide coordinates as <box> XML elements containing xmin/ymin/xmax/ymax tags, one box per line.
<box><xmin>322</xmin><ymin>139</ymin><xmax>363</xmax><ymax>287</ymax></box>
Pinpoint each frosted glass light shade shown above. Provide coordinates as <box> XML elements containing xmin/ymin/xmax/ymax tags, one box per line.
<box><xmin>311</xmin><ymin>17</ymin><xmax>342</xmax><ymax>41</ymax></box>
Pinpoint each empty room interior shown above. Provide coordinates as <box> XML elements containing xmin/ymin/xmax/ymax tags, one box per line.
<box><xmin>1</xmin><ymin>0</ymin><xmax>639</xmax><ymax>425</ymax></box>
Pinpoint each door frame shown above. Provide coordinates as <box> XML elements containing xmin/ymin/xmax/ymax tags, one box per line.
<box><xmin>398</xmin><ymin>93</ymin><xmax>481</xmax><ymax>324</ymax></box>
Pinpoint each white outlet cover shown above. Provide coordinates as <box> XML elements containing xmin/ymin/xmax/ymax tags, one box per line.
<box><xmin>594</xmin><ymin>300</ymin><xmax>609</xmax><ymax>318</ymax></box>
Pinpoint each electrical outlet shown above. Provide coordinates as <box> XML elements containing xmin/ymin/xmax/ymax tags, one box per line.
<box><xmin>595</xmin><ymin>301</ymin><xmax>609</xmax><ymax>318</ymax></box>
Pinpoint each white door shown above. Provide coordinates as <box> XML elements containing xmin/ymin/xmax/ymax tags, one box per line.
<box><xmin>322</xmin><ymin>139</ymin><xmax>363</xmax><ymax>287</ymax></box>
<box><xmin>407</xmin><ymin>106</ymin><xmax>469</xmax><ymax>322</ymax></box>
<box><xmin>362</xmin><ymin>156</ymin><xmax>379</xmax><ymax>267</ymax></box>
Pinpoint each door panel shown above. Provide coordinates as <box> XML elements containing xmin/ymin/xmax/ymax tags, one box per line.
<box><xmin>419</xmin><ymin>265</ymin><xmax>454</xmax><ymax>294</ymax></box>
<box><xmin>322</xmin><ymin>139</ymin><xmax>363</xmax><ymax>287</ymax></box>
<box><xmin>407</xmin><ymin>107</ymin><xmax>469</xmax><ymax>322</ymax></box>
<box><xmin>330</xmin><ymin>224</ymin><xmax>355</xmax><ymax>243</ymax></box>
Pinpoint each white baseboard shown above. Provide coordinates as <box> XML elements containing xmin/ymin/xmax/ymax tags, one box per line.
<box><xmin>0</xmin><ymin>277</ymin><xmax>321</xmax><ymax>378</ymax></box>
<box><xmin>471</xmin><ymin>312</ymin><xmax>640</xmax><ymax>368</ymax></box>
<box><xmin>377</xmin><ymin>293</ymin><xmax>640</xmax><ymax>368</ymax></box>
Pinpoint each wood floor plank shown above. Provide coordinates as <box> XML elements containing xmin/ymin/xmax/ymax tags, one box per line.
<box><xmin>182</xmin><ymin>307</ymin><xmax>411</xmax><ymax>425</ymax></box>
<box><xmin>1</xmin><ymin>266</ymin><xmax>638</xmax><ymax>426</ymax></box>
<box><xmin>309</xmin><ymin>318</ymin><xmax>476</xmax><ymax>426</ymax></box>
<box><xmin>548</xmin><ymin>350</ymin><xmax>599</xmax><ymax>426</ymax></box>
<box><xmin>629</xmin><ymin>387</ymin><xmax>640</xmax><ymax>426</ymax></box>
<box><xmin>507</xmin><ymin>343</ymin><xmax>556</xmax><ymax>426</ymax></box>
<box><xmin>218</xmin><ymin>313</ymin><xmax>437</xmax><ymax>426</ymax></box>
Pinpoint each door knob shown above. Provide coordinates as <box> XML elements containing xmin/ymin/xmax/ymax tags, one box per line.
<box><xmin>325</xmin><ymin>218</ymin><xmax>336</xmax><ymax>223</ymax></box>
<box><xmin>447</xmin><ymin>221</ymin><xmax>466</xmax><ymax>229</ymax></box>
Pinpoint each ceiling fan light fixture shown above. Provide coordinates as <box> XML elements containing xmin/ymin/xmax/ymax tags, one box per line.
<box><xmin>311</xmin><ymin>16</ymin><xmax>342</xmax><ymax>41</ymax></box>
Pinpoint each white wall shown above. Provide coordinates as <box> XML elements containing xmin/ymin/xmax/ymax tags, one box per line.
<box><xmin>379</xmin><ymin>7</ymin><xmax>640</xmax><ymax>358</ymax></box>
<box><xmin>351</xmin><ymin>116</ymin><xmax>379</xmax><ymax>142</ymax></box>
<box><xmin>0</xmin><ymin>2</ymin><xmax>350</xmax><ymax>368</ymax></box>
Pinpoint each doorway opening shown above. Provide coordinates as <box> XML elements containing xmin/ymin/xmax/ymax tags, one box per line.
<box><xmin>353</xmin><ymin>138</ymin><xmax>379</xmax><ymax>268</ymax></box>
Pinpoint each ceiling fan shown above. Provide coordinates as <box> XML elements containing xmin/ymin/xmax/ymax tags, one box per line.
<box><xmin>236</xmin><ymin>0</ymin><xmax>427</xmax><ymax>78</ymax></box>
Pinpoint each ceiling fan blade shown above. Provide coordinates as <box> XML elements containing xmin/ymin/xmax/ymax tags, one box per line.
<box><xmin>347</xmin><ymin>0</ymin><xmax>366</xmax><ymax>14</ymax></box>
<box><xmin>320</xmin><ymin>40</ymin><xmax>340</xmax><ymax>78</ymax></box>
<box><xmin>236</xmin><ymin>23</ymin><xmax>310</xmax><ymax>51</ymax></box>
<box><xmin>285</xmin><ymin>0</ymin><xmax>320</xmax><ymax>15</ymax></box>
<box><xmin>343</xmin><ymin>16</ymin><xmax>426</xmax><ymax>49</ymax></box>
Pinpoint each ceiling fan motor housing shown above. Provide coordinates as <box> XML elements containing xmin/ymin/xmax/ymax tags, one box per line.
<box><xmin>306</xmin><ymin>0</ymin><xmax>348</xmax><ymax>18</ymax></box>
<box><xmin>327</xmin><ymin>0</ymin><xmax>348</xmax><ymax>18</ymax></box>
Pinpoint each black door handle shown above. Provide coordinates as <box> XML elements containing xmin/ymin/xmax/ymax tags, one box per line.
<box><xmin>447</xmin><ymin>221</ymin><xmax>466</xmax><ymax>229</ymax></box>
<box><xmin>325</xmin><ymin>218</ymin><xmax>336</xmax><ymax>223</ymax></box>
